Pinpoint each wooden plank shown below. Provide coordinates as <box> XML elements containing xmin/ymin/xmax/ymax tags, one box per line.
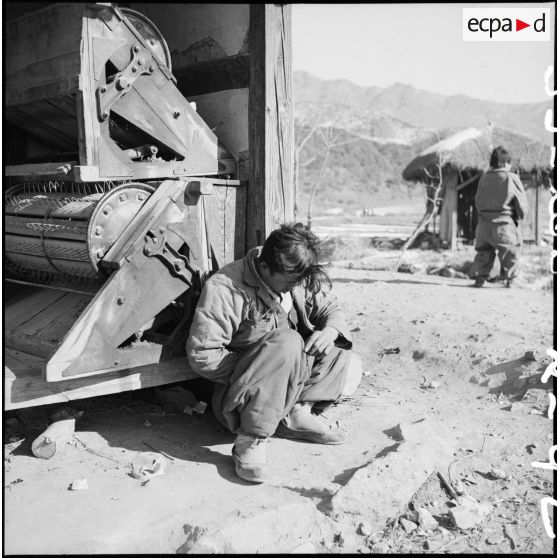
<box><xmin>247</xmin><ymin>5</ymin><xmax>294</xmax><ymax>249</ymax></box>
<box><xmin>5</xmin><ymin>348</ymin><xmax>199</xmax><ymax>410</ymax></box>
<box><xmin>17</xmin><ymin>292</ymin><xmax>91</xmax><ymax>338</ymax></box>
<box><xmin>4</xmin><ymin>331</ymin><xmax>57</xmax><ymax>359</ymax></box>
<box><xmin>174</xmin><ymin>54</ymin><xmax>250</xmax><ymax>97</ymax></box>
<box><xmin>5</xmin><ymin>288</ymin><xmax>67</xmax><ymax>331</ymax></box>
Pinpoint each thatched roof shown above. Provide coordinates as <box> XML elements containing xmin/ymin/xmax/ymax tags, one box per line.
<box><xmin>402</xmin><ymin>124</ymin><xmax>553</xmax><ymax>182</ymax></box>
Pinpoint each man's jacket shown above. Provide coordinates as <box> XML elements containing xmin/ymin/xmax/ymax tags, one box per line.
<box><xmin>475</xmin><ymin>169</ymin><xmax>528</xmax><ymax>223</ymax></box>
<box><xmin>186</xmin><ymin>247</ymin><xmax>352</xmax><ymax>382</ymax></box>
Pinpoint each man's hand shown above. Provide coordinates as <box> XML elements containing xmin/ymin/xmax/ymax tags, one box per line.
<box><xmin>304</xmin><ymin>326</ymin><xmax>339</xmax><ymax>357</ymax></box>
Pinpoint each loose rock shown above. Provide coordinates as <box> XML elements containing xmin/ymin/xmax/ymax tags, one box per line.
<box><xmin>522</xmin><ymin>388</ymin><xmax>550</xmax><ymax>413</ymax></box>
<box><xmin>69</xmin><ymin>478</ymin><xmax>88</xmax><ymax>491</ymax></box>
<box><xmin>399</xmin><ymin>517</ymin><xmax>417</xmax><ymax>533</ymax></box>
<box><xmin>417</xmin><ymin>507</ymin><xmax>438</xmax><ymax>531</ymax></box>
<box><xmin>488</xmin><ymin>468</ymin><xmax>508</xmax><ymax>480</ymax></box>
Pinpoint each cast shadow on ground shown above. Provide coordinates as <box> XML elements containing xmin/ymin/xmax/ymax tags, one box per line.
<box><xmin>84</xmin><ymin>408</ymin><xmax>257</xmax><ymax>486</ymax></box>
<box><xmin>482</xmin><ymin>356</ymin><xmax>547</xmax><ymax>398</ymax></box>
<box><xmin>330</xmin><ymin>277</ymin><xmax>453</xmax><ymax>287</ymax></box>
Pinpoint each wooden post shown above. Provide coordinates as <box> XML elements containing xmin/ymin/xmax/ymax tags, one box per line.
<box><xmin>535</xmin><ymin>179</ymin><xmax>540</xmax><ymax>245</ymax></box>
<box><xmin>247</xmin><ymin>4</ymin><xmax>294</xmax><ymax>249</ymax></box>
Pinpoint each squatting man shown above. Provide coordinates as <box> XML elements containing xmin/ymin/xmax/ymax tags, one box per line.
<box><xmin>186</xmin><ymin>223</ymin><xmax>362</xmax><ymax>482</ymax></box>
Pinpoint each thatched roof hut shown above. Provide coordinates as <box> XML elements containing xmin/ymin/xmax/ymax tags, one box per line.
<box><xmin>402</xmin><ymin>123</ymin><xmax>553</xmax><ymax>183</ymax></box>
<box><xmin>401</xmin><ymin>124</ymin><xmax>554</xmax><ymax>248</ymax></box>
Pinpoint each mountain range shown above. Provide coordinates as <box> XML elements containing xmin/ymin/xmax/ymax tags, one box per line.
<box><xmin>293</xmin><ymin>71</ymin><xmax>553</xmax><ymax>215</ymax></box>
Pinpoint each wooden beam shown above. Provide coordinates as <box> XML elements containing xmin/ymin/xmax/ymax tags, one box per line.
<box><xmin>5</xmin><ymin>348</ymin><xmax>199</xmax><ymax>410</ymax></box>
<box><xmin>247</xmin><ymin>4</ymin><xmax>294</xmax><ymax>249</ymax></box>
<box><xmin>174</xmin><ymin>54</ymin><xmax>249</xmax><ymax>97</ymax></box>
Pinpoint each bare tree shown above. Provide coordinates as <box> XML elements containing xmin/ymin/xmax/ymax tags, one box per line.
<box><xmin>294</xmin><ymin>108</ymin><xmax>322</xmax><ymax>219</ymax></box>
<box><xmin>306</xmin><ymin>126</ymin><xmax>360</xmax><ymax>228</ymax></box>
<box><xmin>395</xmin><ymin>152</ymin><xmax>445</xmax><ymax>270</ymax></box>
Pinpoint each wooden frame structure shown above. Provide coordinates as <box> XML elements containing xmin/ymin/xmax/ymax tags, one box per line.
<box><xmin>4</xmin><ymin>2</ymin><xmax>294</xmax><ymax>409</ymax></box>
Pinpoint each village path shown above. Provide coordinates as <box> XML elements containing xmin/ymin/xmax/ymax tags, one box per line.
<box><xmin>3</xmin><ymin>267</ymin><xmax>555</xmax><ymax>554</ymax></box>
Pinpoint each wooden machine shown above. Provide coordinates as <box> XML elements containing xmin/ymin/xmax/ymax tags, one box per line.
<box><xmin>5</xmin><ymin>3</ymin><xmax>245</xmax><ymax>406</ymax></box>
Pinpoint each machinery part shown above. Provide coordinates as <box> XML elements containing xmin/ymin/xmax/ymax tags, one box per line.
<box><xmin>5</xmin><ymin>181</ymin><xmax>155</xmax><ymax>287</ymax></box>
<box><xmin>96</xmin><ymin>44</ymin><xmax>155</xmax><ymax>122</ymax></box>
<box><xmin>5</xmin><ymin>3</ymin><xmax>236</xmax><ymax>180</ymax></box>
<box><xmin>87</xmin><ymin>183</ymin><xmax>155</xmax><ymax>274</ymax></box>
<box><xmin>119</xmin><ymin>7</ymin><xmax>172</xmax><ymax>71</ymax></box>
<box><xmin>43</xmin><ymin>179</ymin><xmax>208</xmax><ymax>381</ymax></box>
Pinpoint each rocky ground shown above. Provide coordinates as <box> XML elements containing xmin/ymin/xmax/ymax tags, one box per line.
<box><xmin>3</xmin><ymin>265</ymin><xmax>555</xmax><ymax>554</ymax></box>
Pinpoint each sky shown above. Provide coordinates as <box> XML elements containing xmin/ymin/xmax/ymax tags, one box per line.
<box><xmin>292</xmin><ymin>3</ymin><xmax>556</xmax><ymax>104</ymax></box>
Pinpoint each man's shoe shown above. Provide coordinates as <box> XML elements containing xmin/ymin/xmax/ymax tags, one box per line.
<box><xmin>232</xmin><ymin>433</ymin><xmax>269</xmax><ymax>483</ymax></box>
<box><xmin>472</xmin><ymin>277</ymin><xmax>485</xmax><ymax>288</ymax></box>
<box><xmin>275</xmin><ymin>402</ymin><xmax>346</xmax><ymax>444</ymax></box>
<box><xmin>505</xmin><ymin>279</ymin><xmax>514</xmax><ymax>288</ymax></box>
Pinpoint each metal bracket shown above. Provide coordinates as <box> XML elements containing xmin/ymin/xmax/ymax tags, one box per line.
<box><xmin>96</xmin><ymin>45</ymin><xmax>155</xmax><ymax>122</ymax></box>
<box><xmin>143</xmin><ymin>227</ymin><xmax>198</xmax><ymax>286</ymax></box>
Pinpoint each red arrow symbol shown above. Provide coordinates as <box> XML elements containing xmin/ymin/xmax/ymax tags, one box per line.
<box><xmin>516</xmin><ymin>19</ymin><xmax>530</xmax><ymax>31</ymax></box>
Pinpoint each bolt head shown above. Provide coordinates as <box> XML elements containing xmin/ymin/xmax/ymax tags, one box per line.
<box><xmin>133</xmin><ymin>45</ymin><xmax>140</xmax><ymax>53</ymax></box>
<box><xmin>149</xmin><ymin>65</ymin><xmax>155</xmax><ymax>73</ymax></box>
<box><xmin>131</xmin><ymin>66</ymin><xmax>137</xmax><ymax>73</ymax></box>
<box><xmin>100</xmin><ymin>85</ymin><xmax>107</xmax><ymax>93</ymax></box>
<box><xmin>101</xmin><ymin>111</ymin><xmax>109</xmax><ymax>120</ymax></box>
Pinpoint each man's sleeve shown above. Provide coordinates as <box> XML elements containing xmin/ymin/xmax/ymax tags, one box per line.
<box><xmin>511</xmin><ymin>174</ymin><xmax>528</xmax><ymax>221</ymax></box>
<box><xmin>307</xmin><ymin>290</ymin><xmax>352</xmax><ymax>349</ymax></box>
<box><xmin>186</xmin><ymin>275</ymin><xmax>245</xmax><ymax>383</ymax></box>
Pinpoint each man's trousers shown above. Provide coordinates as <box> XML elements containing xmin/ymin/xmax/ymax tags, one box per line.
<box><xmin>211</xmin><ymin>328</ymin><xmax>351</xmax><ymax>437</ymax></box>
<box><xmin>472</xmin><ymin>219</ymin><xmax>522</xmax><ymax>281</ymax></box>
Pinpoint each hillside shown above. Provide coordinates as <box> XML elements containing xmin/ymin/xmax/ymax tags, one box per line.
<box><xmin>294</xmin><ymin>72</ymin><xmax>553</xmax><ymax>216</ymax></box>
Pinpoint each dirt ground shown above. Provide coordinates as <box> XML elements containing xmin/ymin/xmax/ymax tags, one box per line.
<box><xmin>3</xmin><ymin>266</ymin><xmax>555</xmax><ymax>554</ymax></box>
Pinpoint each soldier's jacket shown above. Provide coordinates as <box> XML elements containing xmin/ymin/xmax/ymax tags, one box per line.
<box><xmin>186</xmin><ymin>247</ymin><xmax>352</xmax><ymax>383</ymax></box>
<box><xmin>475</xmin><ymin>169</ymin><xmax>528</xmax><ymax>223</ymax></box>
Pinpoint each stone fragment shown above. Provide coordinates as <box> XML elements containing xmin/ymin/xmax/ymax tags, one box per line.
<box><xmin>449</xmin><ymin>496</ymin><xmax>492</xmax><ymax>530</ymax></box>
<box><xmin>417</xmin><ymin>508</ymin><xmax>438</xmax><ymax>531</ymax></box>
<box><xmin>488</xmin><ymin>468</ymin><xmax>508</xmax><ymax>480</ymax></box>
<box><xmin>399</xmin><ymin>517</ymin><xmax>417</xmax><ymax>533</ymax></box>
<box><xmin>449</xmin><ymin>507</ymin><xmax>477</xmax><ymax>530</ymax></box>
<box><xmin>69</xmin><ymin>478</ymin><xmax>88</xmax><ymax>491</ymax></box>
<box><xmin>521</xmin><ymin>388</ymin><xmax>550</xmax><ymax>413</ymax></box>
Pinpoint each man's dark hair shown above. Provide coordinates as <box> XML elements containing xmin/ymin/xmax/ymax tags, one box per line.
<box><xmin>259</xmin><ymin>222</ymin><xmax>331</xmax><ymax>294</ymax></box>
<box><xmin>489</xmin><ymin>146</ymin><xmax>512</xmax><ymax>169</ymax></box>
